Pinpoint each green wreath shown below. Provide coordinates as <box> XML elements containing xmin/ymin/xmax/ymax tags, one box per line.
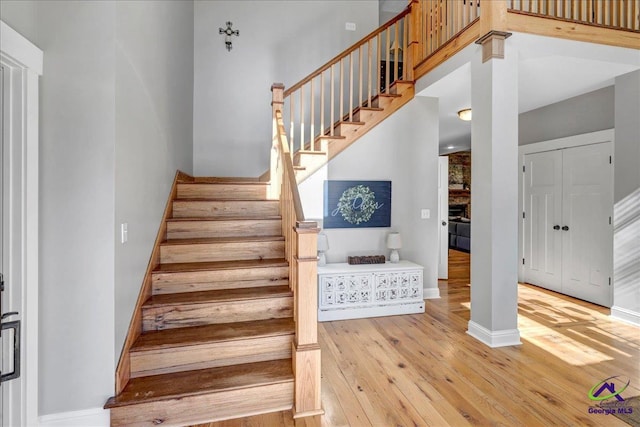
<box><xmin>337</xmin><ymin>185</ymin><xmax>377</xmax><ymax>224</ymax></box>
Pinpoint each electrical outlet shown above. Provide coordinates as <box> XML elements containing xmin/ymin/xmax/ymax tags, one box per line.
<box><xmin>121</xmin><ymin>223</ymin><xmax>128</xmax><ymax>244</ymax></box>
<box><xmin>345</xmin><ymin>22</ymin><xmax>356</xmax><ymax>31</ymax></box>
<box><xmin>421</xmin><ymin>209</ymin><xmax>430</xmax><ymax>219</ymax></box>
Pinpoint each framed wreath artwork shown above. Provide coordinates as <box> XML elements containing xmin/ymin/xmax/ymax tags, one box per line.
<box><xmin>323</xmin><ymin>180</ymin><xmax>392</xmax><ymax>228</ymax></box>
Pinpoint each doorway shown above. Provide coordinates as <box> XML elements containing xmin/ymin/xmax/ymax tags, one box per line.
<box><xmin>0</xmin><ymin>21</ymin><xmax>42</xmax><ymax>426</ymax></box>
<box><xmin>441</xmin><ymin>151</ymin><xmax>471</xmax><ymax>284</ymax></box>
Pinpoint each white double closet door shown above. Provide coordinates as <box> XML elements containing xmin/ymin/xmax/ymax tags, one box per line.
<box><xmin>523</xmin><ymin>141</ymin><xmax>613</xmax><ymax>307</ymax></box>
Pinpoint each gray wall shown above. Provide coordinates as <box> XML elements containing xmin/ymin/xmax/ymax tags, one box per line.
<box><xmin>193</xmin><ymin>0</ymin><xmax>379</xmax><ymax>177</ymax></box>
<box><xmin>299</xmin><ymin>97</ymin><xmax>441</xmax><ymax>291</ymax></box>
<box><xmin>114</xmin><ymin>0</ymin><xmax>194</xmax><ymax>363</ymax></box>
<box><xmin>0</xmin><ymin>0</ymin><xmax>38</xmax><ymax>37</ymax></box>
<box><xmin>519</xmin><ymin>86</ymin><xmax>614</xmax><ymax>146</ymax></box>
<box><xmin>1</xmin><ymin>0</ymin><xmax>194</xmax><ymax>417</ymax></box>
<box><xmin>1</xmin><ymin>0</ymin><xmax>118</xmax><ymax>415</ymax></box>
<box><xmin>613</xmin><ymin>70</ymin><xmax>640</xmax><ymax>318</ymax></box>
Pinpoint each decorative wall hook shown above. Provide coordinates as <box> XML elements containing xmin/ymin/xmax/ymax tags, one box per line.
<box><xmin>219</xmin><ymin>21</ymin><xmax>239</xmax><ymax>51</ymax></box>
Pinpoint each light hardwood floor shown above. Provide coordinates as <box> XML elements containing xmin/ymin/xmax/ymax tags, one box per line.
<box><xmin>198</xmin><ymin>250</ymin><xmax>639</xmax><ymax>427</ymax></box>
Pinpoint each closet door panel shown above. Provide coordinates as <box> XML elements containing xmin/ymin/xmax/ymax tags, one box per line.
<box><xmin>561</xmin><ymin>142</ymin><xmax>612</xmax><ymax>307</ymax></box>
<box><xmin>523</xmin><ymin>150</ymin><xmax>563</xmax><ymax>291</ymax></box>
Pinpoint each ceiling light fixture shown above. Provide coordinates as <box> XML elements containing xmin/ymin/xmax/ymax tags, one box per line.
<box><xmin>457</xmin><ymin>108</ymin><xmax>472</xmax><ymax>121</ymax></box>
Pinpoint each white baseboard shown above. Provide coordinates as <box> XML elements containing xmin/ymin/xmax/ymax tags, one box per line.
<box><xmin>39</xmin><ymin>407</ymin><xmax>109</xmax><ymax>427</ymax></box>
<box><xmin>423</xmin><ymin>287</ymin><xmax>441</xmax><ymax>299</ymax></box>
<box><xmin>467</xmin><ymin>321</ymin><xmax>522</xmax><ymax>348</ymax></box>
<box><xmin>611</xmin><ymin>306</ymin><xmax>640</xmax><ymax>326</ymax></box>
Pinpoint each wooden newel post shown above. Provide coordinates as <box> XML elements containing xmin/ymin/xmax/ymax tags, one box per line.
<box><xmin>270</xmin><ymin>83</ymin><xmax>285</xmax><ymax>199</ymax></box>
<box><xmin>292</xmin><ymin>225</ymin><xmax>323</xmax><ymax>418</ymax></box>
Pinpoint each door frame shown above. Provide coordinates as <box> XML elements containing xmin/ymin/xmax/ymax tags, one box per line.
<box><xmin>0</xmin><ymin>21</ymin><xmax>41</xmax><ymax>426</ymax></box>
<box><xmin>518</xmin><ymin>129</ymin><xmax>614</xmax><ymax>284</ymax></box>
<box><xmin>438</xmin><ymin>156</ymin><xmax>449</xmax><ymax>279</ymax></box>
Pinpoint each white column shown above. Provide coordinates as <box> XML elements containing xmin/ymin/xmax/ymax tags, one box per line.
<box><xmin>611</xmin><ymin>70</ymin><xmax>640</xmax><ymax>326</ymax></box>
<box><xmin>467</xmin><ymin>44</ymin><xmax>521</xmax><ymax>347</ymax></box>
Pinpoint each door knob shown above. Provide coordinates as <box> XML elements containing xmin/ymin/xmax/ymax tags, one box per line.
<box><xmin>562</xmin><ymin>225</ymin><xmax>569</xmax><ymax>231</ymax></box>
<box><xmin>553</xmin><ymin>225</ymin><xmax>560</xmax><ymax>230</ymax></box>
<box><xmin>442</xmin><ymin>221</ymin><xmax>447</xmax><ymax>226</ymax></box>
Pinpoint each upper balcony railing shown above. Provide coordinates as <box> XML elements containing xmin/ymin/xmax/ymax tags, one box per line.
<box><xmin>508</xmin><ymin>0</ymin><xmax>640</xmax><ymax>32</ymax></box>
<box><xmin>416</xmin><ymin>0</ymin><xmax>481</xmax><ymax>64</ymax></box>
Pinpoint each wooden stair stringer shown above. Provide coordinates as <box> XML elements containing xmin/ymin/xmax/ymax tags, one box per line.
<box><xmin>294</xmin><ymin>81</ymin><xmax>415</xmax><ymax>183</ymax></box>
<box><xmin>113</xmin><ymin>170</ymin><xmax>194</xmax><ymax>395</ymax></box>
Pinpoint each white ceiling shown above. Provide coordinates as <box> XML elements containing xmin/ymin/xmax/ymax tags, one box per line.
<box><xmin>416</xmin><ymin>32</ymin><xmax>640</xmax><ymax>153</ymax></box>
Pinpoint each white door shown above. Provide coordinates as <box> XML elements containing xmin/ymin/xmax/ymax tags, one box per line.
<box><xmin>523</xmin><ymin>150</ymin><xmax>563</xmax><ymax>292</ymax></box>
<box><xmin>523</xmin><ymin>142</ymin><xmax>612</xmax><ymax>307</ymax></box>
<box><xmin>561</xmin><ymin>143</ymin><xmax>613</xmax><ymax>306</ymax></box>
<box><xmin>0</xmin><ymin>61</ymin><xmax>4</xmax><ymax>427</ymax></box>
<box><xmin>0</xmin><ymin>22</ymin><xmax>41</xmax><ymax>426</ymax></box>
<box><xmin>438</xmin><ymin>156</ymin><xmax>449</xmax><ymax>279</ymax></box>
<box><xmin>1</xmin><ymin>59</ymin><xmax>21</xmax><ymax>427</ymax></box>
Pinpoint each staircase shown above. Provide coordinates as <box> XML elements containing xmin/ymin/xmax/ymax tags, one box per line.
<box><xmin>106</xmin><ymin>6</ymin><xmax>417</xmax><ymax>426</ymax></box>
<box><xmin>268</xmin><ymin>7</ymin><xmax>416</xmax><ymax>183</ymax></box>
<box><xmin>291</xmin><ymin>79</ymin><xmax>415</xmax><ymax>183</ymax></box>
<box><xmin>105</xmin><ymin>178</ymin><xmax>300</xmax><ymax>426</ymax></box>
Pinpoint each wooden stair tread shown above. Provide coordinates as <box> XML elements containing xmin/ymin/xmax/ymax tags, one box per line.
<box><xmin>191</xmin><ymin>177</ymin><xmax>266</xmax><ymax>183</ymax></box>
<box><xmin>144</xmin><ymin>285</ymin><xmax>293</xmax><ymax>307</ymax></box>
<box><xmin>173</xmin><ymin>198</ymin><xmax>273</xmax><ymax>202</ymax></box>
<box><xmin>337</xmin><ymin>120</ymin><xmax>365</xmax><ymax>126</ymax></box>
<box><xmin>162</xmin><ymin>236</ymin><xmax>285</xmax><ymax>246</ymax></box>
<box><xmin>105</xmin><ymin>359</ymin><xmax>293</xmax><ymax>408</ymax></box>
<box><xmin>378</xmin><ymin>93</ymin><xmax>401</xmax><ymax>98</ymax></box>
<box><xmin>132</xmin><ymin>318</ymin><xmax>294</xmax><ymax>352</ymax></box>
<box><xmin>153</xmin><ymin>258</ymin><xmax>288</xmax><ymax>273</ymax></box>
<box><xmin>297</xmin><ymin>150</ymin><xmax>326</xmax><ymax>155</ymax></box>
<box><xmin>317</xmin><ymin>135</ymin><xmax>346</xmax><ymax>140</ymax></box>
<box><xmin>166</xmin><ymin>215</ymin><xmax>281</xmax><ymax>222</ymax></box>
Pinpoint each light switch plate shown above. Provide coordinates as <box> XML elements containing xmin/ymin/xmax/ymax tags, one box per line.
<box><xmin>345</xmin><ymin>22</ymin><xmax>356</xmax><ymax>31</ymax></box>
<box><xmin>121</xmin><ymin>223</ymin><xmax>128</xmax><ymax>243</ymax></box>
<box><xmin>421</xmin><ymin>209</ymin><xmax>430</xmax><ymax>219</ymax></box>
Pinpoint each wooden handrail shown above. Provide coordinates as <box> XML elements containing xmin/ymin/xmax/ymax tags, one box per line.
<box><xmin>275</xmin><ymin>110</ymin><xmax>307</xmax><ymax>223</ymax></box>
<box><xmin>284</xmin><ymin>7</ymin><xmax>411</xmax><ymax>97</ymax></box>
